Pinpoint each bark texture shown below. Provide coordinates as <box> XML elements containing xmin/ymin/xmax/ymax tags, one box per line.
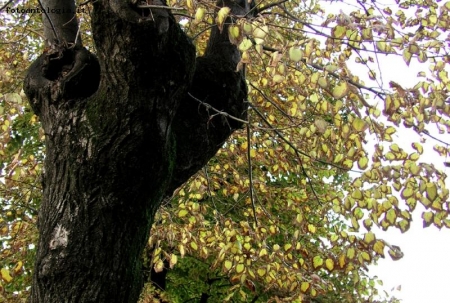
<box><xmin>24</xmin><ymin>0</ymin><xmax>248</xmax><ymax>302</ymax></box>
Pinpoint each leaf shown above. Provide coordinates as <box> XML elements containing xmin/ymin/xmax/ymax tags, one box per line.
<box><xmin>300</xmin><ymin>281</ymin><xmax>310</xmax><ymax>293</ymax></box>
<box><xmin>178</xmin><ymin>209</ymin><xmax>188</xmax><ymax>217</ymax></box>
<box><xmin>236</xmin><ymin>263</ymin><xmax>245</xmax><ymax>273</ymax></box>
<box><xmin>169</xmin><ymin>254</ymin><xmax>178</xmax><ymax>269</ymax></box>
<box><xmin>216</xmin><ymin>7</ymin><xmax>231</xmax><ymax>32</ymax></box>
<box><xmin>374</xmin><ymin>240</ymin><xmax>385</xmax><ymax>256</ymax></box>
<box><xmin>332</xmin><ymin>82</ymin><xmax>349</xmax><ymax>99</ymax></box>
<box><xmin>325</xmin><ymin>258</ymin><xmax>334</xmax><ymax>271</ymax></box>
<box><xmin>352</xmin><ymin>117</ymin><xmax>368</xmax><ymax>132</ymax></box>
<box><xmin>426</xmin><ymin>183</ymin><xmax>438</xmax><ymax>202</ymax></box>
<box><xmin>194</xmin><ymin>7</ymin><xmax>205</xmax><ymax>23</ymax></box>
<box><xmin>363</xmin><ymin>232</ymin><xmax>376</xmax><ymax>245</ymax></box>
<box><xmin>239</xmin><ymin>38</ymin><xmax>253</xmax><ymax>51</ymax></box>
<box><xmin>154</xmin><ymin>259</ymin><xmax>164</xmax><ymax>273</ymax></box>
<box><xmin>422</xmin><ymin>211</ymin><xmax>434</xmax><ymax>227</ymax></box>
<box><xmin>289</xmin><ymin>47</ymin><xmax>303</xmax><ymax>62</ymax></box>
<box><xmin>224</xmin><ymin>260</ymin><xmax>233</xmax><ymax>271</ymax></box>
<box><xmin>1</xmin><ymin>268</ymin><xmax>12</xmax><ymax>283</ymax></box>
<box><xmin>332</xmin><ymin>25</ymin><xmax>346</xmax><ymax>38</ymax></box>
<box><xmin>190</xmin><ymin>241</ymin><xmax>198</xmax><ymax>250</ymax></box>
<box><xmin>313</xmin><ymin>255</ymin><xmax>323</xmax><ymax>269</ymax></box>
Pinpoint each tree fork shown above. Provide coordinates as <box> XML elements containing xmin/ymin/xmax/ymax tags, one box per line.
<box><xmin>24</xmin><ymin>0</ymin><xmax>250</xmax><ymax>302</ymax></box>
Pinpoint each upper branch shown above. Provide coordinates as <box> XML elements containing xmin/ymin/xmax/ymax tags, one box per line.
<box><xmin>41</xmin><ymin>0</ymin><xmax>82</xmax><ymax>47</ymax></box>
<box><xmin>167</xmin><ymin>0</ymin><xmax>255</xmax><ymax>195</ymax></box>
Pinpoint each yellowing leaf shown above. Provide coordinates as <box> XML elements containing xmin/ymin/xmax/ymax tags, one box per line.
<box><xmin>426</xmin><ymin>183</ymin><xmax>438</xmax><ymax>202</ymax></box>
<box><xmin>154</xmin><ymin>259</ymin><xmax>164</xmax><ymax>273</ymax></box>
<box><xmin>1</xmin><ymin>268</ymin><xmax>12</xmax><ymax>283</ymax></box>
<box><xmin>239</xmin><ymin>38</ymin><xmax>253</xmax><ymax>52</ymax></box>
<box><xmin>332</xmin><ymin>25</ymin><xmax>346</xmax><ymax>38</ymax></box>
<box><xmin>177</xmin><ymin>209</ymin><xmax>190</xmax><ymax>219</ymax></box>
<box><xmin>194</xmin><ymin>7</ymin><xmax>205</xmax><ymax>23</ymax></box>
<box><xmin>169</xmin><ymin>254</ymin><xmax>178</xmax><ymax>269</ymax></box>
<box><xmin>236</xmin><ymin>263</ymin><xmax>245</xmax><ymax>273</ymax></box>
<box><xmin>363</xmin><ymin>232</ymin><xmax>376</xmax><ymax>245</ymax></box>
<box><xmin>325</xmin><ymin>258</ymin><xmax>334</xmax><ymax>271</ymax></box>
<box><xmin>289</xmin><ymin>47</ymin><xmax>303</xmax><ymax>62</ymax></box>
<box><xmin>257</xmin><ymin>268</ymin><xmax>266</xmax><ymax>276</ymax></box>
<box><xmin>190</xmin><ymin>241</ymin><xmax>198</xmax><ymax>250</ymax></box>
<box><xmin>374</xmin><ymin>240</ymin><xmax>385</xmax><ymax>256</ymax></box>
<box><xmin>216</xmin><ymin>7</ymin><xmax>231</xmax><ymax>32</ymax></box>
<box><xmin>352</xmin><ymin>117</ymin><xmax>368</xmax><ymax>132</ymax></box>
<box><xmin>300</xmin><ymin>281</ymin><xmax>310</xmax><ymax>293</ymax></box>
<box><xmin>332</xmin><ymin>82</ymin><xmax>349</xmax><ymax>99</ymax></box>
<box><xmin>358</xmin><ymin>157</ymin><xmax>368</xmax><ymax>169</ymax></box>
<box><xmin>224</xmin><ymin>260</ymin><xmax>233</xmax><ymax>271</ymax></box>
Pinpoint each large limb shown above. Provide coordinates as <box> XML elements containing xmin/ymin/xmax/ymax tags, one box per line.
<box><xmin>168</xmin><ymin>0</ymin><xmax>251</xmax><ymax>194</ymax></box>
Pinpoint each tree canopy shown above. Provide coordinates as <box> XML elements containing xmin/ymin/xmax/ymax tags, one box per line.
<box><xmin>1</xmin><ymin>0</ymin><xmax>449</xmax><ymax>302</ymax></box>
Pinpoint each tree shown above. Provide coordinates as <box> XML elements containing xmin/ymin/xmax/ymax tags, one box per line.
<box><xmin>1</xmin><ymin>0</ymin><xmax>449</xmax><ymax>302</ymax></box>
<box><xmin>6</xmin><ymin>0</ymin><xmax>251</xmax><ymax>301</ymax></box>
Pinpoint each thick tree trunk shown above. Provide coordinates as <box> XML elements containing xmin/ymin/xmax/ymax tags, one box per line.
<box><xmin>24</xmin><ymin>0</ymin><xmax>248</xmax><ymax>302</ymax></box>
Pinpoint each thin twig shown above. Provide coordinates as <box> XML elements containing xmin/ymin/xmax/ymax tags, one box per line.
<box><xmin>188</xmin><ymin>93</ymin><xmax>249</xmax><ymax>124</ymax></box>
<box><xmin>258</xmin><ymin>0</ymin><xmax>289</xmax><ymax>13</ymax></box>
<box><xmin>137</xmin><ymin>4</ymin><xmax>184</xmax><ymax>10</ymax></box>
<box><xmin>246</xmin><ymin>115</ymin><xmax>258</xmax><ymax>226</ymax></box>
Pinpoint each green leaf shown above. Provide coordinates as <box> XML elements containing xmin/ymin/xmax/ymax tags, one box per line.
<box><xmin>313</xmin><ymin>255</ymin><xmax>323</xmax><ymax>269</ymax></box>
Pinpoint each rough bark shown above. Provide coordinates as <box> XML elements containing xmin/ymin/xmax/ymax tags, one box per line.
<box><xmin>24</xmin><ymin>0</ymin><xmax>249</xmax><ymax>302</ymax></box>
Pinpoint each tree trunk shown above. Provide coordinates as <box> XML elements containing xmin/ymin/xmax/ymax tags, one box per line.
<box><xmin>23</xmin><ymin>0</ymin><xmax>248</xmax><ymax>302</ymax></box>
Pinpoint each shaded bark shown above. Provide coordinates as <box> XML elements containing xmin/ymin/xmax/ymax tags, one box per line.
<box><xmin>24</xmin><ymin>0</ymin><xmax>250</xmax><ymax>302</ymax></box>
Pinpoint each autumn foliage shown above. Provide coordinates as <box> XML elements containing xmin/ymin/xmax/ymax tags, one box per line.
<box><xmin>1</xmin><ymin>0</ymin><xmax>450</xmax><ymax>302</ymax></box>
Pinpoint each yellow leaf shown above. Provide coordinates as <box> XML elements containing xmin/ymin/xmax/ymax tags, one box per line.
<box><xmin>178</xmin><ymin>209</ymin><xmax>188</xmax><ymax>217</ymax></box>
<box><xmin>169</xmin><ymin>254</ymin><xmax>178</xmax><ymax>269</ymax></box>
<box><xmin>300</xmin><ymin>281</ymin><xmax>310</xmax><ymax>293</ymax></box>
<box><xmin>325</xmin><ymin>258</ymin><xmax>334</xmax><ymax>271</ymax></box>
<box><xmin>154</xmin><ymin>259</ymin><xmax>164</xmax><ymax>273</ymax></box>
<box><xmin>332</xmin><ymin>82</ymin><xmax>349</xmax><ymax>99</ymax></box>
<box><xmin>352</xmin><ymin>117</ymin><xmax>368</xmax><ymax>132</ymax></box>
<box><xmin>332</xmin><ymin>25</ymin><xmax>346</xmax><ymax>38</ymax></box>
<box><xmin>374</xmin><ymin>240</ymin><xmax>385</xmax><ymax>256</ymax></box>
<box><xmin>216</xmin><ymin>7</ymin><xmax>231</xmax><ymax>32</ymax></box>
<box><xmin>358</xmin><ymin>157</ymin><xmax>368</xmax><ymax>169</ymax></box>
<box><xmin>190</xmin><ymin>241</ymin><xmax>198</xmax><ymax>250</ymax></box>
<box><xmin>363</xmin><ymin>232</ymin><xmax>376</xmax><ymax>245</ymax></box>
<box><xmin>186</xmin><ymin>0</ymin><xmax>195</xmax><ymax>11</ymax></box>
<box><xmin>257</xmin><ymin>268</ymin><xmax>266</xmax><ymax>276</ymax></box>
<box><xmin>273</xmin><ymin>74</ymin><xmax>285</xmax><ymax>83</ymax></box>
<box><xmin>14</xmin><ymin>261</ymin><xmax>23</xmax><ymax>274</ymax></box>
<box><xmin>194</xmin><ymin>7</ymin><xmax>205</xmax><ymax>23</ymax></box>
<box><xmin>426</xmin><ymin>183</ymin><xmax>438</xmax><ymax>202</ymax></box>
<box><xmin>1</xmin><ymin>268</ymin><xmax>12</xmax><ymax>283</ymax></box>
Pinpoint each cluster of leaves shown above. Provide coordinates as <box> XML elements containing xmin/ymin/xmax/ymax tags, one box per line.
<box><xmin>0</xmin><ymin>0</ymin><xmax>449</xmax><ymax>302</ymax></box>
<box><xmin>143</xmin><ymin>0</ymin><xmax>450</xmax><ymax>302</ymax></box>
